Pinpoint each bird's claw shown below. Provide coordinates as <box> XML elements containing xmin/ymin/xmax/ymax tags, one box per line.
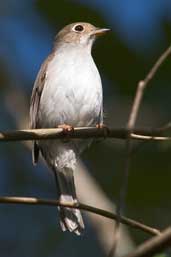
<box><xmin>58</xmin><ymin>124</ymin><xmax>74</xmax><ymax>142</ymax></box>
<box><xmin>96</xmin><ymin>123</ymin><xmax>109</xmax><ymax>138</ymax></box>
<box><xmin>58</xmin><ymin>124</ymin><xmax>74</xmax><ymax>132</ymax></box>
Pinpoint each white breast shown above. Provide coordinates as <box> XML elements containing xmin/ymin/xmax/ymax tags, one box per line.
<box><xmin>38</xmin><ymin>45</ymin><xmax>103</xmax><ymax>128</ymax></box>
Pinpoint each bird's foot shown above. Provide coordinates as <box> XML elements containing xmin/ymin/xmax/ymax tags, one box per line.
<box><xmin>58</xmin><ymin>124</ymin><xmax>74</xmax><ymax>142</ymax></box>
<box><xmin>96</xmin><ymin>123</ymin><xmax>109</xmax><ymax>138</ymax></box>
<box><xmin>96</xmin><ymin>123</ymin><xmax>105</xmax><ymax>129</ymax></box>
<box><xmin>58</xmin><ymin>124</ymin><xmax>74</xmax><ymax>132</ymax></box>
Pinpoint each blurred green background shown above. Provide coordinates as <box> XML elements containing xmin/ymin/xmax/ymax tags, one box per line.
<box><xmin>1</xmin><ymin>0</ymin><xmax>171</xmax><ymax>256</ymax></box>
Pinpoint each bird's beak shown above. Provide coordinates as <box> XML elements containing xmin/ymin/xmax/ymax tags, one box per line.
<box><xmin>91</xmin><ymin>28</ymin><xmax>110</xmax><ymax>36</ymax></box>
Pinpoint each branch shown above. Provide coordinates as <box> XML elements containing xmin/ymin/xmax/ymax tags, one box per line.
<box><xmin>113</xmin><ymin>45</ymin><xmax>171</xmax><ymax>254</ymax></box>
<box><xmin>123</xmin><ymin>227</ymin><xmax>171</xmax><ymax>257</ymax></box>
<box><xmin>0</xmin><ymin>196</ymin><xmax>160</xmax><ymax>236</ymax></box>
<box><xmin>5</xmin><ymin>88</ymin><xmax>135</xmax><ymax>255</ymax></box>
<box><xmin>0</xmin><ymin>127</ymin><xmax>170</xmax><ymax>142</ymax></box>
<box><xmin>131</xmin><ymin>133</ymin><xmax>171</xmax><ymax>141</ymax></box>
<box><xmin>128</xmin><ymin>45</ymin><xmax>171</xmax><ymax>131</ymax></box>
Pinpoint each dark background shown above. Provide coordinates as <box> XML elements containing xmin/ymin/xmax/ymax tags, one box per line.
<box><xmin>0</xmin><ymin>1</ymin><xmax>171</xmax><ymax>256</ymax></box>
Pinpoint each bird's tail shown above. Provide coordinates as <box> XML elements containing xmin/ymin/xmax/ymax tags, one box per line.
<box><xmin>54</xmin><ymin>166</ymin><xmax>84</xmax><ymax>235</ymax></box>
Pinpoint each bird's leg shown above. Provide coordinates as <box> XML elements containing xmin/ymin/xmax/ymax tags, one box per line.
<box><xmin>96</xmin><ymin>123</ymin><xmax>105</xmax><ymax>129</ymax></box>
<box><xmin>96</xmin><ymin>123</ymin><xmax>109</xmax><ymax>138</ymax></box>
<box><xmin>58</xmin><ymin>124</ymin><xmax>74</xmax><ymax>132</ymax></box>
<box><xmin>58</xmin><ymin>124</ymin><xmax>74</xmax><ymax>142</ymax></box>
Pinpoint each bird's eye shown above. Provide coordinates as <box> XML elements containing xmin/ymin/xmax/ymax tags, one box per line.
<box><xmin>73</xmin><ymin>24</ymin><xmax>84</xmax><ymax>32</ymax></box>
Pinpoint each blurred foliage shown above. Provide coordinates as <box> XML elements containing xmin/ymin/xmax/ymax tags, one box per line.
<box><xmin>0</xmin><ymin>0</ymin><xmax>171</xmax><ymax>256</ymax></box>
<box><xmin>36</xmin><ymin>0</ymin><xmax>105</xmax><ymax>27</ymax></box>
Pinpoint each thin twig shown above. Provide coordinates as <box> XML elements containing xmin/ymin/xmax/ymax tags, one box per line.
<box><xmin>123</xmin><ymin>227</ymin><xmax>171</xmax><ymax>257</ymax></box>
<box><xmin>0</xmin><ymin>127</ymin><xmax>170</xmax><ymax>142</ymax></box>
<box><xmin>113</xmin><ymin>45</ymin><xmax>171</xmax><ymax>254</ymax></box>
<box><xmin>128</xmin><ymin>45</ymin><xmax>171</xmax><ymax>130</ymax></box>
<box><xmin>0</xmin><ymin>196</ymin><xmax>161</xmax><ymax>236</ymax></box>
<box><xmin>131</xmin><ymin>133</ymin><xmax>171</xmax><ymax>141</ymax></box>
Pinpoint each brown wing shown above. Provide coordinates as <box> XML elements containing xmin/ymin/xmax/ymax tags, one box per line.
<box><xmin>30</xmin><ymin>53</ymin><xmax>54</xmax><ymax>164</ymax></box>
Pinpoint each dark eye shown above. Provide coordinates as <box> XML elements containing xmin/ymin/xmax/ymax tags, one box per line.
<box><xmin>73</xmin><ymin>24</ymin><xmax>84</xmax><ymax>32</ymax></box>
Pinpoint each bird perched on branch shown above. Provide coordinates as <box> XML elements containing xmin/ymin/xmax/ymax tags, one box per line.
<box><xmin>30</xmin><ymin>22</ymin><xmax>110</xmax><ymax>235</ymax></box>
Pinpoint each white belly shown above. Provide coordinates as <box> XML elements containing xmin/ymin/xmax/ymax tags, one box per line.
<box><xmin>38</xmin><ymin>47</ymin><xmax>103</xmax><ymax>128</ymax></box>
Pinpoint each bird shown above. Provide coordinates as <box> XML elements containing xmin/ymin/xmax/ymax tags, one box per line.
<box><xmin>30</xmin><ymin>22</ymin><xmax>110</xmax><ymax>235</ymax></box>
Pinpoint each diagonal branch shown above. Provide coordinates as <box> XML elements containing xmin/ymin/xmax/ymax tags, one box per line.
<box><xmin>123</xmin><ymin>227</ymin><xmax>171</xmax><ymax>257</ymax></box>
<box><xmin>128</xmin><ymin>45</ymin><xmax>171</xmax><ymax>130</ymax></box>
<box><xmin>113</xmin><ymin>45</ymin><xmax>171</xmax><ymax>253</ymax></box>
<box><xmin>0</xmin><ymin>196</ymin><xmax>160</xmax><ymax>236</ymax></box>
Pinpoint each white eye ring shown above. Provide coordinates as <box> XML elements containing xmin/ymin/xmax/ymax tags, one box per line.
<box><xmin>72</xmin><ymin>24</ymin><xmax>84</xmax><ymax>32</ymax></box>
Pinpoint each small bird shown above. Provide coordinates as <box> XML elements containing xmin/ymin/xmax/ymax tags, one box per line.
<box><xmin>30</xmin><ymin>22</ymin><xmax>109</xmax><ymax>235</ymax></box>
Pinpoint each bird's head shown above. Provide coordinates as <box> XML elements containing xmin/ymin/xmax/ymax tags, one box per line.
<box><xmin>55</xmin><ymin>22</ymin><xmax>110</xmax><ymax>49</ymax></box>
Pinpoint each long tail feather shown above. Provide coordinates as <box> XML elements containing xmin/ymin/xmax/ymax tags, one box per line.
<box><xmin>54</xmin><ymin>166</ymin><xmax>84</xmax><ymax>235</ymax></box>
